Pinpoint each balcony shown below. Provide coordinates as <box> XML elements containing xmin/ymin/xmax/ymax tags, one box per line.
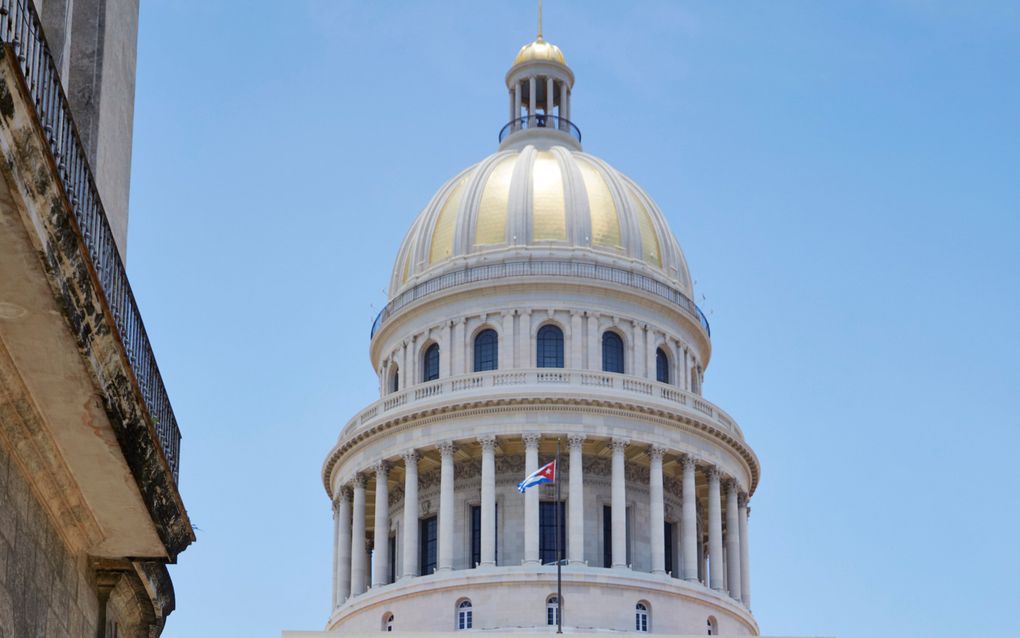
<box><xmin>0</xmin><ymin>0</ymin><xmax>191</xmax><ymax>559</ymax></box>
<box><xmin>340</xmin><ymin>368</ymin><xmax>743</xmax><ymax>443</ymax></box>
<box><xmin>499</xmin><ymin>113</ymin><xmax>582</xmax><ymax>144</ymax></box>
<box><xmin>372</xmin><ymin>259</ymin><xmax>710</xmax><ymax>339</ymax></box>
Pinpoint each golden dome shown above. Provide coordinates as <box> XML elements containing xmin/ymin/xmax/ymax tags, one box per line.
<box><xmin>513</xmin><ymin>36</ymin><xmax>566</xmax><ymax>66</ymax></box>
<box><xmin>389</xmin><ymin>144</ymin><xmax>692</xmax><ymax>298</ymax></box>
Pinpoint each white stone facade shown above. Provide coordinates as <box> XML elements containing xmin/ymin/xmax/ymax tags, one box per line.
<box><xmin>321</xmin><ymin>31</ymin><xmax>760</xmax><ymax>636</ymax></box>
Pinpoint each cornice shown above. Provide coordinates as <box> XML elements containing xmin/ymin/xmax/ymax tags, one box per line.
<box><xmin>322</xmin><ymin>394</ymin><xmax>760</xmax><ymax>498</ymax></box>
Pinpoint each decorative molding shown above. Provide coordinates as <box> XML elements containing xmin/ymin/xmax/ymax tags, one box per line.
<box><xmin>477</xmin><ymin>435</ymin><xmax>497</xmax><ymax>452</ymax></box>
<box><xmin>522</xmin><ymin>432</ymin><xmax>541</xmax><ymax>448</ymax></box>
<box><xmin>324</xmin><ymin>397</ymin><xmax>759</xmax><ymax>497</ymax></box>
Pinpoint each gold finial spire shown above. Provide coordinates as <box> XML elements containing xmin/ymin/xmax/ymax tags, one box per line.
<box><xmin>537</xmin><ymin>0</ymin><xmax>543</xmax><ymax>40</ymax></box>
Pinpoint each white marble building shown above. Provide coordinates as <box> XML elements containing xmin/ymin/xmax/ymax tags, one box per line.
<box><xmin>319</xmin><ymin>30</ymin><xmax>760</xmax><ymax>636</ymax></box>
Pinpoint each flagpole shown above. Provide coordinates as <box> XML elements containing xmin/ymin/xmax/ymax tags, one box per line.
<box><xmin>556</xmin><ymin>436</ymin><xmax>563</xmax><ymax>634</ymax></box>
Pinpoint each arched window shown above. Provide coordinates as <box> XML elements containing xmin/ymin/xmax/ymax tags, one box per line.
<box><xmin>635</xmin><ymin>602</ymin><xmax>649</xmax><ymax>632</ymax></box>
<box><xmin>707</xmin><ymin>615</ymin><xmax>718</xmax><ymax>635</ymax></box>
<box><xmin>602</xmin><ymin>331</ymin><xmax>624</xmax><ymax>373</ymax></box>
<box><xmin>423</xmin><ymin>343</ymin><xmax>440</xmax><ymax>382</ymax></box>
<box><xmin>546</xmin><ymin>595</ymin><xmax>560</xmax><ymax>626</ymax></box>
<box><xmin>456</xmin><ymin>599</ymin><xmax>473</xmax><ymax>630</ymax></box>
<box><xmin>474</xmin><ymin>329</ymin><xmax>498</xmax><ymax>372</ymax></box>
<box><xmin>536</xmin><ymin>325</ymin><xmax>564</xmax><ymax>368</ymax></box>
<box><xmin>383</xmin><ymin>613</ymin><xmax>394</xmax><ymax>632</ymax></box>
<box><xmin>390</xmin><ymin>366</ymin><xmax>400</xmax><ymax>393</ymax></box>
<box><xmin>656</xmin><ymin>347</ymin><xmax>669</xmax><ymax>383</ymax></box>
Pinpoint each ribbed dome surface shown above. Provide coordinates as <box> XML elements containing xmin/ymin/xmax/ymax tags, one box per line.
<box><xmin>389</xmin><ymin>144</ymin><xmax>692</xmax><ymax>297</ymax></box>
<box><xmin>513</xmin><ymin>37</ymin><xmax>566</xmax><ymax>65</ymax></box>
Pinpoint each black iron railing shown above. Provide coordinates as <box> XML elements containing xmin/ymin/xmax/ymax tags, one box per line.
<box><xmin>499</xmin><ymin>114</ymin><xmax>581</xmax><ymax>144</ymax></box>
<box><xmin>371</xmin><ymin>260</ymin><xmax>710</xmax><ymax>339</ymax></box>
<box><xmin>0</xmin><ymin>0</ymin><xmax>181</xmax><ymax>482</ymax></box>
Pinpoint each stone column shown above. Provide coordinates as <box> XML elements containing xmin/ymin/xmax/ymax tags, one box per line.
<box><xmin>707</xmin><ymin>468</ymin><xmax>724</xmax><ymax>591</ymax></box>
<box><xmin>350</xmin><ymin>475</ymin><xmax>367</xmax><ymax>596</ymax></box>
<box><xmin>401</xmin><ymin>451</ymin><xmax>419</xmax><ymax>578</ymax></box>
<box><xmin>680</xmin><ymin>456</ymin><xmax>698</xmax><ymax>581</ymax></box>
<box><xmin>528</xmin><ymin>76</ymin><xmax>536</xmax><ymax>119</ymax></box>
<box><xmin>518</xmin><ymin>310</ymin><xmax>531</xmax><ymax>365</ymax></box>
<box><xmin>437</xmin><ymin>441</ymin><xmax>455</xmax><ymax>571</ymax></box>
<box><xmin>452</xmin><ymin>318</ymin><xmax>466</xmax><ymax>375</ymax></box>
<box><xmin>514</xmin><ymin>82</ymin><xmax>522</xmax><ymax>129</ymax></box>
<box><xmin>726</xmin><ymin>480</ymin><xmax>742</xmax><ymax>601</ymax></box>
<box><xmin>408</xmin><ymin>335</ymin><xmax>417</xmax><ymax>384</ymax></box>
<box><xmin>334</xmin><ymin>489</ymin><xmax>352</xmax><ymax>605</ymax></box>
<box><xmin>479</xmin><ymin>435</ymin><xmax>497</xmax><ymax>566</ymax></box>
<box><xmin>611</xmin><ymin>438</ymin><xmax>629</xmax><ymax>568</ymax></box>
<box><xmin>649</xmin><ymin>445</ymin><xmax>666</xmax><ymax>574</ymax></box>
<box><xmin>559</xmin><ymin>81</ymin><xmax>568</xmax><ymax>128</ymax></box>
<box><xmin>739</xmin><ymin>494</ymin><xmax>751</xmax><ymax>607</ymax></box>
<box><xmin>632</xmin><ymin>321</ymin><xmax>645</xmax><ymax>377</ymax></box>
<box><xmin>508</xmin><ymin>90</ymin><xmax>515</xmax><ymax>125</ymax></box>
<box><xmin>570</xmin><ymin>311</ymin><xmax>583</xmax><ymax>368</ymax></box>
<box><xmin>399</xmin><ymin>341</ymin><xmax>409</xmax><ymax>390</ymax></box>
<box><xmin>646</xmin><ymin>328</ymin><xmax>657</xmax><ymax>380</ymax></box>
<box><xmin>440</xmin><ymin>321</ymin><xmax>452</xmax><ymax>378</ymax></box>
<box><xmin>546</xmin><ymin>76</ymin><xmax>554</xmax><ymax>120</ymax></box>
<box><xmin>586</xmin><ymin>314</ymin><xmax>599</xmax><ymax>370</ymax></box>
<box><xmin>567</xmin><ymin>434</ymin><xmax>586</xmax><ymax>564</ymax></box>
<box><xmin>523</xmin><ymin>433</ymin><xmax>541</xmax><ymax>564</ymax></box>
<box><xmin>372</xmin><ymin>462</ymin><xmax>390</xmax><ymax>587</ymax></box>
<box><xmin>501</xmin><ymin>311</ymin><xmax>515</xmax><ymax>369</ymax></box>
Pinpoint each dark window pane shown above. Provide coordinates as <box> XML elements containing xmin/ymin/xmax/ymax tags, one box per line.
<box><xmin>537</xmin><ymin>325</ymin><xmax>564</xmax><ymax>368</ymax></box>
<box><xmin>388</xmin><ymin>535</ymin><xmax>396</xmax><ymax>583</ymax></box>
<box><xmin>603</xmin><ymin>505</ymin><xmax>612</xmax><ymax>567</ymax></box>
<box><xmin>471</xmin><ymin>504</ymin><xmax>498</xmax><ymax>566</ymax></box>
<box><xmin>664</xmin><ymin>522</ymin><xmax>674</xmax><ymax>574</ymax></box>
<box><xmin>602</xmin><ymin>332</ymin><xmax>624</xmax><ymax>373</ymax></box>
<box><xmin>656</xmin><ymin>348</ymin><xmax>669</xmax><ymax>383</ymax></box>
<box><xmin>391</xmin><ymin>369</ymin><xmax>399</xmax><ymax>392</ymax></box>
<box><xmin>539</xmin><ymin>501</ymin><xmax>566</xmax><ymax>565</ymax></box>
<box><xmin>474</xmin><ymin>329</ymin><xmax>498</xmax><ymax>372</ymax></box>
<box><xmin>423</xmin><ymin>344</ymin><xmax>440</xmax><ymax>381</ymax></box>
<box><xmin>420</xmin><ymin>516</ymin><xmax>437</xmax><ymax>575</ymax></box>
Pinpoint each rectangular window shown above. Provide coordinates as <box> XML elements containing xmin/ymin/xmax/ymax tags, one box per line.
<box><xmin>539</xmin><ymin>501</ymin><xmax>566</xmax><ymax>565</ymax></box>
<box><xmin>664</xmin><ymin>522</ymin><xmax>674</xmax><ymax>574</ymax></box>
<box><xmin>603</xmin><ymin>505</ymin><xmax>612</xmax><ymax>567</ymax></box>
<box><xmin>470</xmin><ymin>504</ymin><xmax>499</xmax><ymax>566</ymax></box>
<box><xmin>388</xmin><ymin>535</ymin><xmax>396</xmax><ymax>583</ymax></box>
<box><xmin>419</xmin><ymin>516</ymin><xmax>437</xmax><ymax>575</ymax></box>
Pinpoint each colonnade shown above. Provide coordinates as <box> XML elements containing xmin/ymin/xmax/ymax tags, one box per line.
<box><xmin>331</xmin><ymin>435</ymin><xmax>751</xmax><ymax>610</ymax></box>
<box><xmin>508</xmin><ymin>75</ymin><xmax>571</xmax><ymax>130</ymax></box>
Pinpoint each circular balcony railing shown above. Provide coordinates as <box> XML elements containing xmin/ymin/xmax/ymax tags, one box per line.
<box><xmin>499</xmin><ymin>114</ymin><xmax>581</xmax><ymax>144</ymax></box>
<box><xmin>371</xmin><ymin>259</ymin><xmax>710</xmax><ymax>338</ymax></box>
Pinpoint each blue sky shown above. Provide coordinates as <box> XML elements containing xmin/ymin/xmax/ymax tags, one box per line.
<box><xmin>126</xmin><ymin>2</ymin><xmax>1020</xmax><ymax>636</ymax></box>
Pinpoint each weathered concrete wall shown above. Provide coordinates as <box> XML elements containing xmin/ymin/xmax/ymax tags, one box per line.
<box><xmin>35</xmin><ymin>0</ymin><xmax>139</xmax><ymax>259</ymax></box>
<box><xmin>0</xmin><ymin>440</ymin><xmax>100</xmax><ymax>638</ymax></box>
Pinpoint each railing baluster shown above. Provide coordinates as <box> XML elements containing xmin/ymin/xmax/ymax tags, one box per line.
<box><xmin>0</xmin><ymin>0</ymin><xmax>182</xmax><ymax>482</ymax></box>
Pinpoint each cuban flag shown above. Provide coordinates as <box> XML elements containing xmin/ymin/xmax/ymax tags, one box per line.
<box><xmin>517</xmin><ymin>460</ymin><xmax>556</xmax><ymax>493</ymax></box>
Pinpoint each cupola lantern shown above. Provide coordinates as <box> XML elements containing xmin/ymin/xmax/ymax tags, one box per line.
<box><xmin>500</xmin><ymin>5</ymin><xmax>580</xmax><ymax>150</ymax></box>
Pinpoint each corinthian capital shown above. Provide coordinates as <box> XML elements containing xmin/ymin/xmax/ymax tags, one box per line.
<box><xmin>438</xmin><ymin>440</ymin><xmax>456</xmax><ymax>458</ymax></box>
<box><xmin>522</xmin><ymin>432</ymin><xmax>541</xmax><ymax>449</ymax></box>
<box><xmin>611</xmin><ymin>438</ymin><xmax>630</xmax><ymax>452</ymax></box>
<box><xmin>648</xmin><ymin>445</ymin><xmax>667</xmax><ymax>461</ymax></box>
<box><xmin>567</xmin><ymin>433</ymin><xmax>587</xmax><ymax>449</ymax></box>
<box><xmin>477</xmin><ymin>435</ymin><xmax>497</xmax><ymax>452</ymax></box>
